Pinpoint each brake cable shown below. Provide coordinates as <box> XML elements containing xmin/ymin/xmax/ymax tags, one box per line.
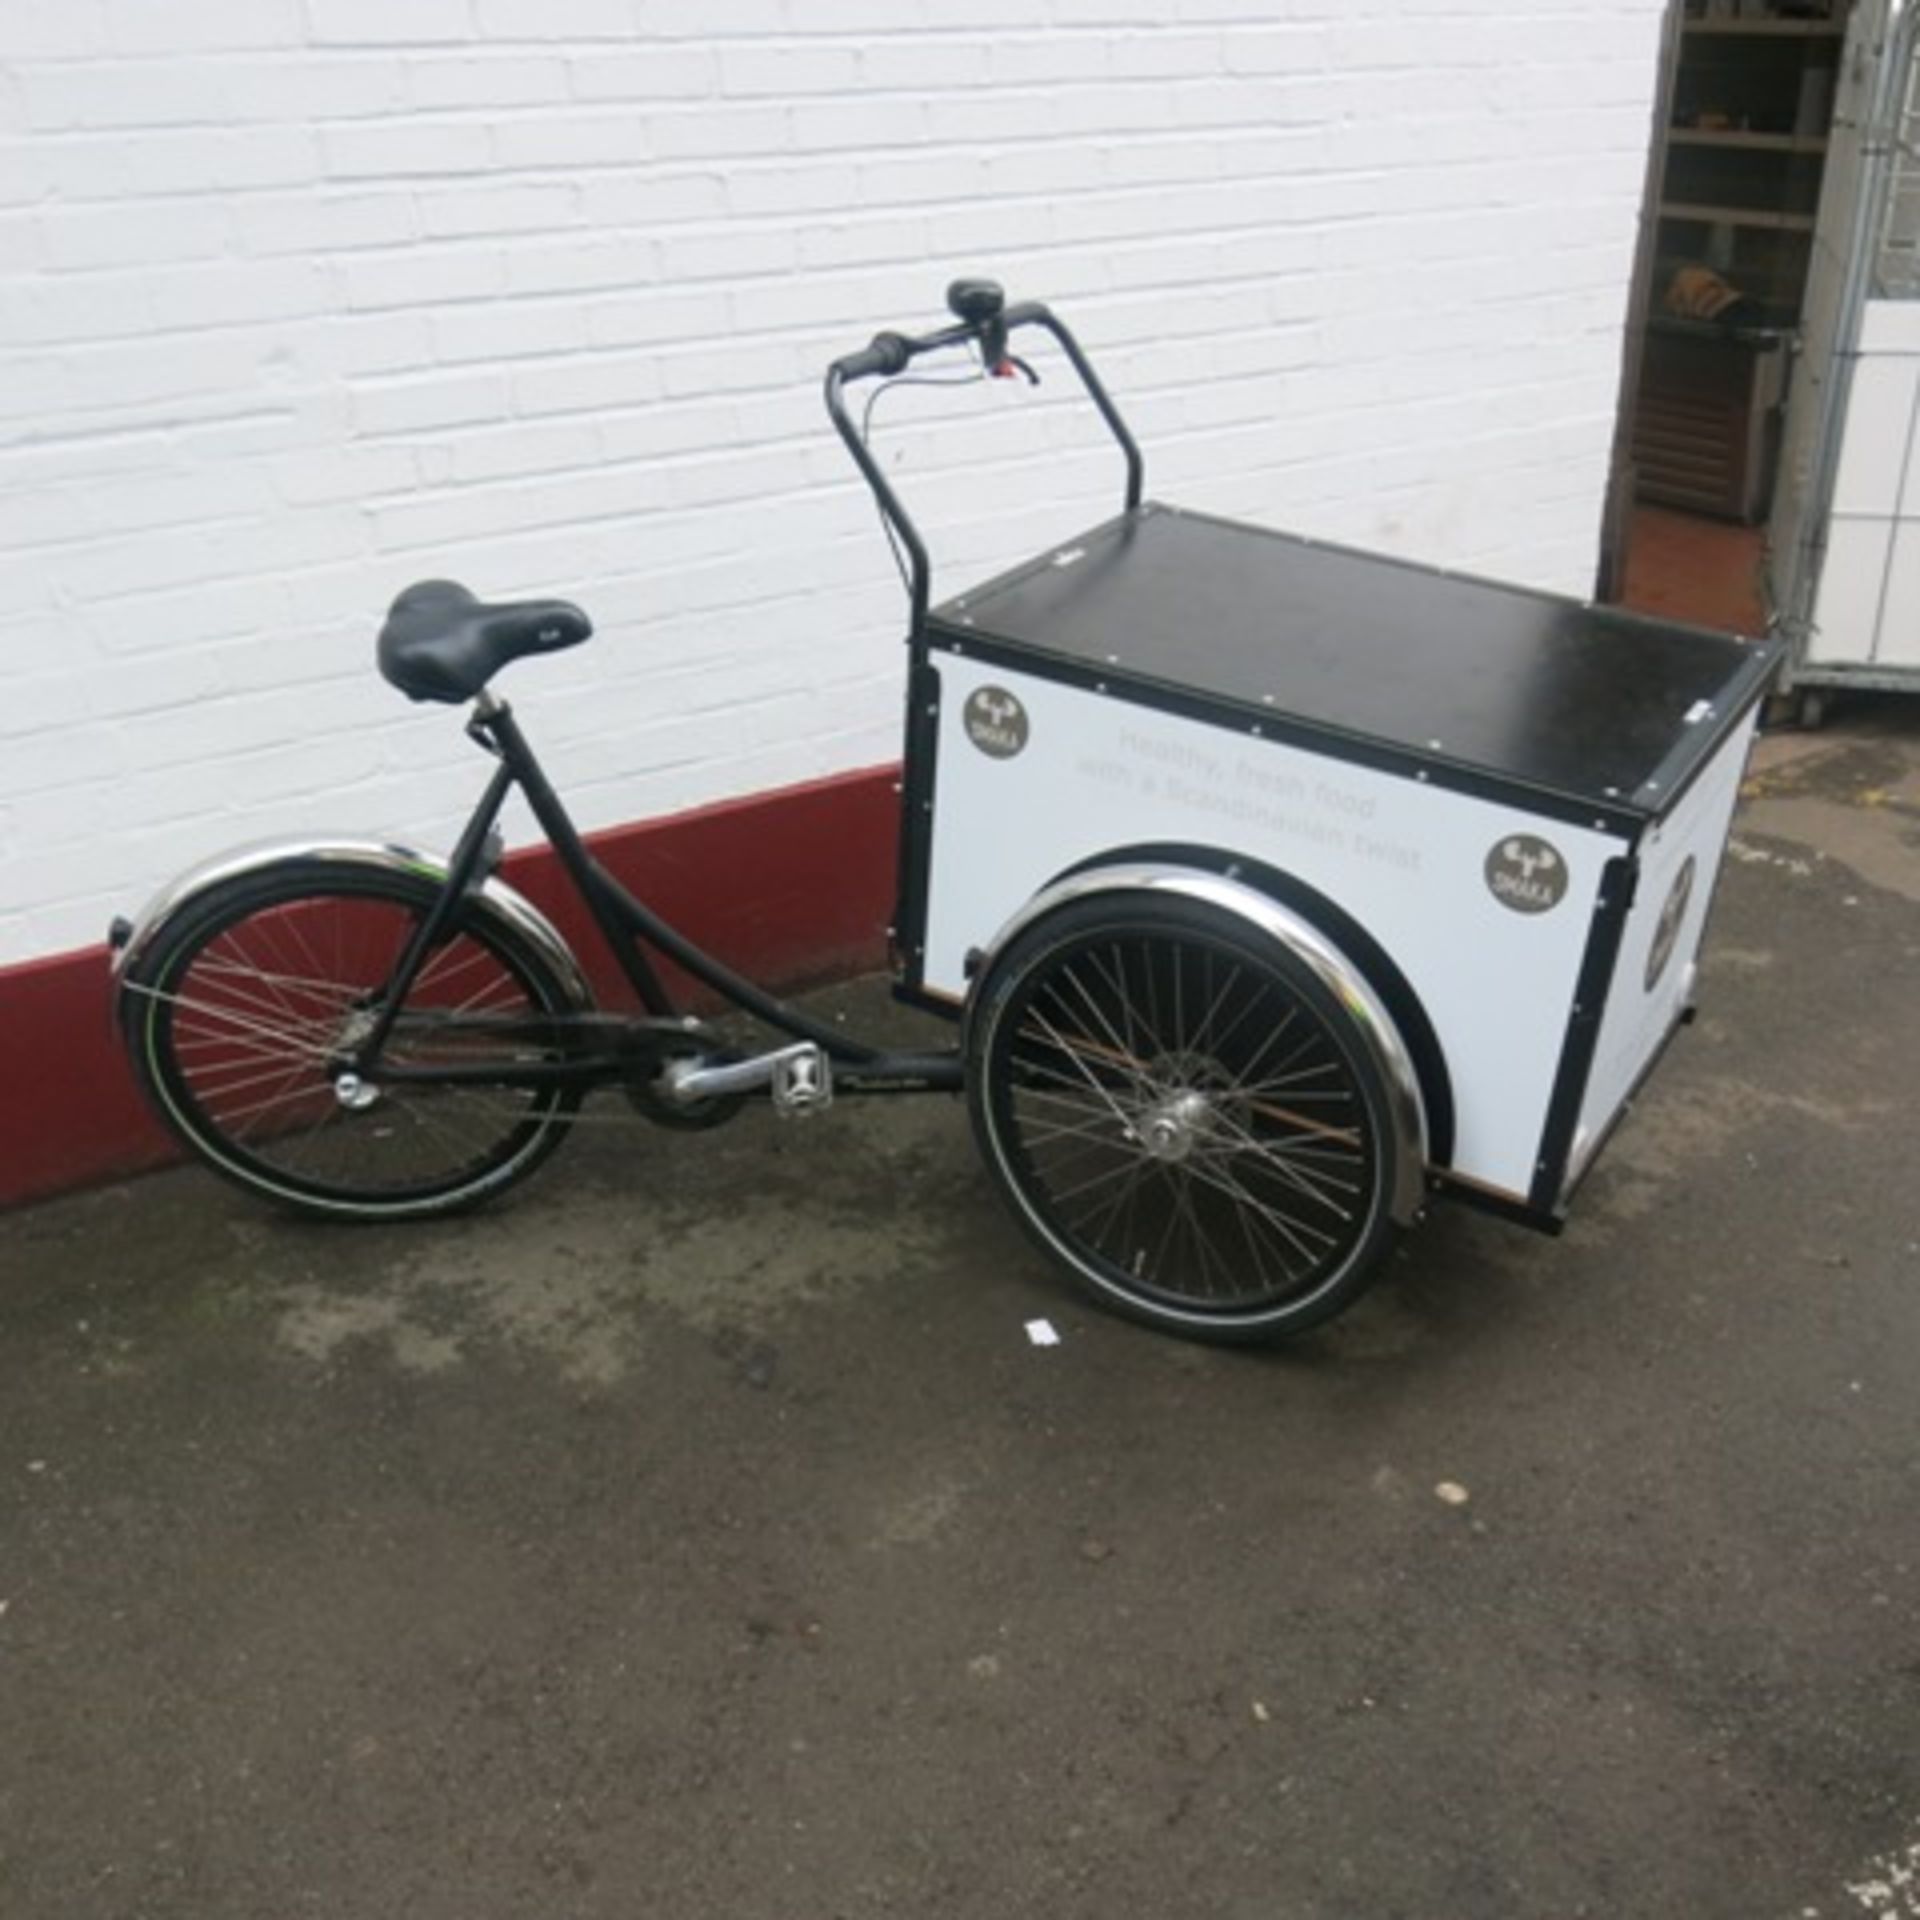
<box><xmin>858</xmin><ymin>347</ymin><xmax>1043</xmax><ymax>598</ymax></box>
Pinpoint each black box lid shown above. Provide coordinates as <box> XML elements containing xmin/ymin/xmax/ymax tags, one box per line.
<box><xmin>930</xmin><ymin>505</ymin><xmax>1781</xmax><ymax>821</ymax></box>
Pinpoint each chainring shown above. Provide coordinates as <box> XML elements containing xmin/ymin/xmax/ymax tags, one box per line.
<box><xmin>623</xmin><ymin>1027</ymin><xmax>747</xmax><ymax>1131</ymax></box>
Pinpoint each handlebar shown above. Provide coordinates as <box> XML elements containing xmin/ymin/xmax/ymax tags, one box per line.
<box><xmin>827</xmin><ymin>298</ymin><xmax>1044</xmax><ymax>385</ymax></box>
<box><xmin>830</xmin><ymin>332</ymin><xmax>916</xmax><ymax>383</ymax></box>
<box><xmin>824</xmin><ymin>280</ymin><xmax>1145</xmax><ymax>633</ymax></box>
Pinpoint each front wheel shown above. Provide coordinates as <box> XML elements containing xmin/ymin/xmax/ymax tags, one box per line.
<box><xmin>967</xmin><ymin>893</ymin><xmax>1404</xmax><ymax>1343</ymax></box>
<box><xmin>119</xmin><ymin>858</ymin><xmax>585</xmax><ymax>1220</ymax></box>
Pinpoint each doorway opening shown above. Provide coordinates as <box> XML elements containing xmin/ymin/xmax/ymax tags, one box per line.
<box><xmin>1605</xmin><ymin>0</ymin><xmax>1858</xmax><ymax>635</ymax></box>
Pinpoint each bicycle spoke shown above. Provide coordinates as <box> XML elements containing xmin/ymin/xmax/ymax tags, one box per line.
<box><xmin>1195</xmin><ymin>1112</ymin><xmax>1361</xmax><ymax>1218</ymax></box>
<box><xmin>1052</xmin><ymin>959</ymin><xmax>1158</xmax><ymax>1099</ymax></box>
<box><xmin>1017</xmin><ymin>1006</ymin><xmax>1142</xmax><ymax>1131</ymax></box>
<box><xmin>1013</xmin><ymin>1105</ymin><xmax>1133</xmax><ymax>1151</ymax></box>
<box><xmin>1180</xmin><ymin>1150</ymin><xmax>1339</xmax><ymax>1268</ymax></box>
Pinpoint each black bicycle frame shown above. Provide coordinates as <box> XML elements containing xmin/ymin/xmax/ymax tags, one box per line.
<box><xmin>351</xmin><ymin>695</ymin><xmax>963</xmax><ymax>1096</ymax></box>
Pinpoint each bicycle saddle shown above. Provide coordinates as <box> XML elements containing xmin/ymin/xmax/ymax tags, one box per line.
<box><xmin>377</xmin><ymin>580</ymin><xmax>591</xmax><ymax>704</ymax></box>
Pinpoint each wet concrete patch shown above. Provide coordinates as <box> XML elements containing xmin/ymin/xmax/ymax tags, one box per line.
<box><xmin>1578</xmin><ymin>1070</ymin><xmax>1893</xmax><ymax>1229</ymax></box>
<box><xmin>253</xmin><ymin>1098</ymin><xmax>970</xmax><ymax>1384</ymax></box>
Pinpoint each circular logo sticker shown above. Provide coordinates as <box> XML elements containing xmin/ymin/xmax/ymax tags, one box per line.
<box><xmin>1485</xmin><ymin>834</ymin><xmax>1568</xmax><ymax>915</ymax></box>
<box><xmin>963</xmin><ymin>685</ymin><xmax>1029</xmax><ymax>760</ymax></box>
<box><xmin>1644</xmin><ymin>855</ymin><xmax>1697</xmax><ymax>991</ymax></box>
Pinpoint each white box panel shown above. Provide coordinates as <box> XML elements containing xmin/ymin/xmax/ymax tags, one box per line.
<box><xmin>1570</xmin><ymin>712</ymin><xmax>1757</xmax><ymax>1191</ymax></box>
<box><xmin>923</xmin><ymin>657</ymin><xmax>1623</xmax><ymax>1202</ymax></box>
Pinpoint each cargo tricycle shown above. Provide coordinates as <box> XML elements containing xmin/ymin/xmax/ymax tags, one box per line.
<box><xmin>109</xmin><ymin>280</ymin><xmax>1783</xmax><ymax>1344</ymax></box>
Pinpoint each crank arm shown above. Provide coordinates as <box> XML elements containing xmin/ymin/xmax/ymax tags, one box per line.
<box><xmin>664</xmin><ymin>1041</ymin><xmax>833</xmax><ymax>1115</ymax></box>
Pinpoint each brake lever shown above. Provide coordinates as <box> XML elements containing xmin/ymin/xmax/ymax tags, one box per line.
<box><xmin>993</xmin><ymin>353</ymin><xmax>1041</xmax><ymax>387</ymax></box>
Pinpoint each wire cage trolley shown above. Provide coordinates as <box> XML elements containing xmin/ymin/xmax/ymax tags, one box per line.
<box><xmin>109</xmin><ymin>280</ymin><xmax>1783</xmax><ymax>1346</ymax></box>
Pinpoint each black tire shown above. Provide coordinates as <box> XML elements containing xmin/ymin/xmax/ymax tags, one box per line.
<box><xmin>119</xmin><ymin>859</ymin><xmax>584</xmax><ymax>1220</ymax></box>
<box><xmin>967</xmin><ymin>893</ymin><xmax>1403</xmax><ymax>1343</ymax></box>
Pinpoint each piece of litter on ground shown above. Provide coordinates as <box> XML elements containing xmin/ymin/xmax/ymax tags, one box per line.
<box><xmin>1025</xmin><ymin>1319</ymin><xmax>1061</xmax><ymax>1348</ymax></box>
<box><xmin>1435</xmin><ymin>1481</ymin><xmax>1470</xmax><ymax>1506</ymax></box>
<box><xmin>1251</xmin><ymin>1701</ymin><xmax>1271</xmax><ymax>1724</ymax></box>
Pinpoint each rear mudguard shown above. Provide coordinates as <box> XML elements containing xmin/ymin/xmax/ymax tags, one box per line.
<box><xmin>109</xmin><ymin>836</ymin><xmax>594</xmax><ymax>1013</ymax></box>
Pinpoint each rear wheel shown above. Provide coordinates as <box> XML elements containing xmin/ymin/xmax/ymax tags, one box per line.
<box><xmin>968</xmin><ymin>893</ymin><xmax>1403</xmax><ymax>1343</ymax></box>
<box><xmin>120</xmin><ymin>859</ymin><xmax>584</xmax><ymax>1219</ymax></box>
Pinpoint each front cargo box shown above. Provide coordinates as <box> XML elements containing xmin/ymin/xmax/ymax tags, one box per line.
<box><xmin>902</xmin><ymin>504</ymin><xmax>1781</xmax><ymax>1222</ymax></box>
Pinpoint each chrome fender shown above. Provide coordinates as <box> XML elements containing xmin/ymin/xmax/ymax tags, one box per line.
<box><xmin>971</xmin><ymin>862</ymin><xmax>1430</xmax><ymax>1228</ymax></box>
<box><xmin>110</xmin><ymin>837</ymin><xmax>594</xmax><ymax>1012</ymax></box>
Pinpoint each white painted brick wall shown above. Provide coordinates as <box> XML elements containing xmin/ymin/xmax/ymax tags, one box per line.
<box><xmin>0</xmin><ymin>0</ymin><xmax>1666</xmax><ymax>966</ymax></box>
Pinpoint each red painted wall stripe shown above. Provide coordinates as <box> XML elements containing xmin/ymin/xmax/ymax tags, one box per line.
<box><xmin>0</xmin><ymin>764</ymin><xmax>900</xmax><ymax>1211</ymax></box>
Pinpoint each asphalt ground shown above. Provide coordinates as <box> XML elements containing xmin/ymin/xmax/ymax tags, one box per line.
<box><xmin>4</xmin><ymin>702</ymin><xmax>1918</xmax><ymax>1919</ymax></box>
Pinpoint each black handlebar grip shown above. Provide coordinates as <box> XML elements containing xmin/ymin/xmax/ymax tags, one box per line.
<box><xmin>832</xmin><ymin>331</ymin><xmax>914</xmax><ymax>382</ymax></box>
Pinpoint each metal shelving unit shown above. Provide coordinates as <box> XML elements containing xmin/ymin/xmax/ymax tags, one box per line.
<box><xmin>1631</xmin><ymin>2</ymin><xmax>1852</xmax><ymax>520</ymax></box>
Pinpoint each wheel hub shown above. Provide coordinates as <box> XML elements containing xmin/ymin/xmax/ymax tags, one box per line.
<box><xmin>333</xmin><ymin>1072</ymin><xmax>381</xmax><ymax>1112</ymax></box>
<box><xmin>1138</xmin><ymin>1090</ymin><xmax>1212</xmax><ymax>1163</ymax></box>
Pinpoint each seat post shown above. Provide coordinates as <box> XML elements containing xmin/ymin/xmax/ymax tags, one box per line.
<box><xmin>477</xmin><ymin>698</ymin><xmax>597</xmax><ymax>879</ymax></box>
<box><xmin>475</xmin><ymin>695</ymin><xmax>681</xmax><ymax>1019</ymax></box>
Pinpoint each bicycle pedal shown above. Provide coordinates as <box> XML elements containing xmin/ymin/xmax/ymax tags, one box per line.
<box><xmin>771</xmin><ymin>1044</ymin><xmax>832</xmax><ymax>1118</ymax></box>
